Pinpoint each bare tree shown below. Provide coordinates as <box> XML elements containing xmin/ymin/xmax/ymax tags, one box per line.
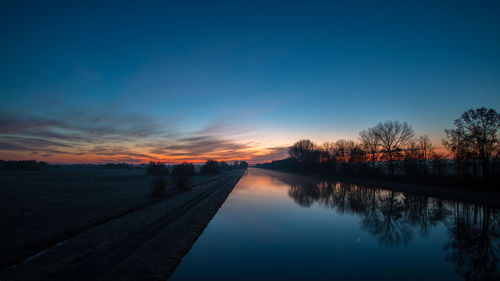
<box><xmin>373</xmin><ymin>121</ymin><xmax>415</xmax><ymax>175</ymax></box>
<box><xmin>321</xmin><ymin>141</ymin><xmax>337</xmax><ymax>162</ymax></box>
<box><xmin>443</xmin><ymin>125</ymin><xmax>473</xmax><ymax>178</ymax></box>
<box><xmin>335</xmin><ymin>139</ymin><xmax>355</xmax><ymax>163</ymax></box>
<box><xmin>321</xmin><ymin>141</ymin><xmax>336</xmax><ymax>156</ymax></box>
<box><xmin>349</xmin><ymin>144</ymin><xmax>366</xmax><ymax>164</ymax></box>
<box><xmin>289</xmin><ymin>139</ymin><xmax>316</xmax><ymax>162</ymax></box>
<box><xmin>443</xmin><ymin>107</ymin><xmax>500</xmax><ymax>178</ymax></box>
<box><xmin>417</xmin><ymin>135</ymin><xmax>433</xmax><ymax>163</ymax></box>
<box><xmin>359</xmin><ymin>127</ymin><xmax>381</xmax><ymax>167</ymax></box>
<box><xmin>417</xmin><ymin>135</ymin><xmax>433</xmax><ymax>174</ymax></box>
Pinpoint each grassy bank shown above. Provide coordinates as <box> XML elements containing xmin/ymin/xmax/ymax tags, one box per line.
<box><xmin>2</xmin><ymin>169</ymin><xmax>245</xmax><ymax>281</ymax></box>
<box><xmin>0</xmin><ymin>167</ymin><xmax>219</xmax><ymax>267</ymax></box>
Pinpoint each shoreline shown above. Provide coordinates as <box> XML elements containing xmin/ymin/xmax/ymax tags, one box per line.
<box><xmin>257</xmin><ymin>168</ymin><xmax>500</xmax><ymax>207</ymax></box>
<box><xmin>2</xmin><ymin>170</ymin><xmax>245</xmax><ymax>281</ymax></box>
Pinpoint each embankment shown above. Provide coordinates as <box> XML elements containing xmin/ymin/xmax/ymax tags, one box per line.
<box><xmin>2</xmin><ymin>170</ymin><xmax>245</xmax><ymax>281</ymax></box>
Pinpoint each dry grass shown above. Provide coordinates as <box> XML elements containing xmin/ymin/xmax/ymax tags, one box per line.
<box><xmin>0</xmin><ymin>167</ymin><xmax>216</xmax><ymax>267</ymax></box>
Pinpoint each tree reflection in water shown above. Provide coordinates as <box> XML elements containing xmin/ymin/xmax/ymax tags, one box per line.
<box><xmin>444</xmin><ymin>203</ymin><xmax>499</xmax><ymax>281</ymax></box>
<box><xmin>269</xmin><ymin>171</ymin><xmax>499</xmax><ymax>281</ymax></box>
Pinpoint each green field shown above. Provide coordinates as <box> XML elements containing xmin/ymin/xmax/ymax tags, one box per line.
<box><xmin>0</xmin><ymin>167</ymin><xmax>215</xmax><ymax>267</ymax></box>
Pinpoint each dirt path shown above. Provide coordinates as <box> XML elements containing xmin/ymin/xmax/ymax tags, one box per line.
<box><xmin>2</xmin><ymin>170</ymin><xmax>245</xmax><ymax>281</ymax></box>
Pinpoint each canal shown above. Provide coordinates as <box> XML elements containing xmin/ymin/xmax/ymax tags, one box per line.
<box><xmin>170</xmin><ymin>168</ymin><xmax>499</xmax><ymax>281</ymax></box>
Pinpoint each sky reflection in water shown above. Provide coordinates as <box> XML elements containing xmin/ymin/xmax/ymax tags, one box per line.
<box><xmin>170</xmin><ymin>168</ymin><xmax>499</xmax><ymax>281</ymax></box>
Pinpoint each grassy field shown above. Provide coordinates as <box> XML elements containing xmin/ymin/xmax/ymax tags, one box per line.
<box><xmin>2</xmin><ymin>170</ymin><xmax>245</xmax><ymax>281</ymax></box>
<box><xmin>0</xmin><ymin>167</ymin><xmax>216</xmax><ymax>267</ymax></box>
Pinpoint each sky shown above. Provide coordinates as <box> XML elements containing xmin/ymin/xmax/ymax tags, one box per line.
<box><xmin>1</xmin><ymin>0</ymin><xmax>499</xmax><ymax>164</ymax></box>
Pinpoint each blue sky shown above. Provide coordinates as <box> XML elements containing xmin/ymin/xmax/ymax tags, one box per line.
<box><xmin>1</xmin><ymin>0</ymin><xmax>499</xmax><ymax>163</ymax></box>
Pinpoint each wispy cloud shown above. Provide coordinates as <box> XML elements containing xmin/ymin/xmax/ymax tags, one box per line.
<box><xmin>0</xmin><ymin>110</ymin><xmax>287</xmax><ymax>164</ymax></box>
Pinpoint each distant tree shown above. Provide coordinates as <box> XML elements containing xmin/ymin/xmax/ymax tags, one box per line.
<box><xmin>171</xmin><ymin>162</ymin><xmax>195</xmax><ymax>176</ymax></box>
<box><xmin>219</xmin><ymin>161</ymin><xmax>230</xmax><ymax>171</ymax></box>
<box><xmin>403</xmin><ymin>140</ymin><xmax>420</xmax><ymax>177</ymax></box>
<box><xmin>0</xmin><ymin>160</ymin><xmax>47</xmax><ymax>170</ymax></box>
<box><xmin>200</xmin><ymin>159</ymin><xmax>220</xmax><ymax>175</ymax></box>
<box><xmin>373</xmin><ymin>121</ymin><xmax>415</xmax><ymax>175</ymax></box>
<box><xmin>288</xmin><ymin>139</ymin><xmax>316</xmax><ymax>162</ymax></box>
<box><xmin>443</xmin><ymin>108</ymin><xmax>500</xmax><ymax>179</ymax></box>
<box><xmin>443</xmin><ymin>123</ymin><xmax>473</xmax><ymax>178</ymax></box>
<box><xmin>348</xmin><ymin>144</ymin><xmax>367</xmax><ymax>175</ymax></box>
<box><xmin>335</xmin><ymin>139</ymin><xmax>355</xmax><ymax>163</ymax></box>
<box><xmin>146</xmin><ymin>161</ymin><xmax>169</xmax><ymax>175</ymax></box>
<box><xmin>359</xmin><ymin>128</ymin><xmax>381</xmax><ymax>167</ymax></box>
<box><xmin>239</xmin><ymin>161</ymin><xmax>249</xmax><ymax>169</ymax></box>
<box><xmin>416</xmin><ymin>135</ymin><xmax>433</xmax><ymax>174</ymax></box>
<box><xmin>103</xmin><ymin>163</ymin><xmax>129</xmax><ymax>169</ymax></box>
<box><xmin>321</xmin><ymin>141</ymin><xmax>337</xmax><ymax>160</ymax></box>
<box><xmin>431</xmin><ymin>153</ymin><xmax>446</xmax><ymax>178</ymax></box>
<box><xmin>103</xmin><ymin>162</ymin><xmax>131</xmax><ymax>169</ymax></box>
<box><xmin>349</xmin><ymin>144</ymin><xmax>366</xmax><ymax>164</ymax></box>
<box><xmin>319</xmin><ymin>142</ymin><xmax>338</xmax><ymax>173</ymax></box>
<box><xmin>172</xmin><ymin>162</ymin><xmax>195</xmax><ymax>190</ymax></box>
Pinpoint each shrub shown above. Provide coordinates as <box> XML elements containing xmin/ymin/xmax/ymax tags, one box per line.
<box><xmin>150</xmin><ymin>177</ymin><xmax>168</xmax><ymax>197</ymax></box>
<box><xmin>0</xmin><ymin>160</ymin><xmax>47</xmax><ymax>170</ymax></box>
<box><xmin>147</xmin><ymin>161</ymin><xmax>169</xmax><ymax>175</ymax></box>
<box><xmin>200</xmin><ymin>159</ymin><xmax>220</xmax><ymax>175</ymax></box>
<box><xmin>171</xmin><ymin>162</ymin><xmax>195</xmax><ymax>176</ymax></box>
<box><xmin>102</xmin><ymin>162</ymin><xmax>131</xmax><ymax>169</ymax></box>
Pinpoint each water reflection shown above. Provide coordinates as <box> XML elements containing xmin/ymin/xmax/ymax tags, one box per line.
<box><xmin>170</xmin><ymin>169</ymin><xmax>499</xmax><ymax>281</ymax></box>
<box><xmin>444</xmin><ymin>204</ymin><xmax>499</xmax><ymax>281</ymax></box>
<box><xmin>268</xmin><ymin>171</ymin><xmax>499</xmax><ymax>281</ymax></box>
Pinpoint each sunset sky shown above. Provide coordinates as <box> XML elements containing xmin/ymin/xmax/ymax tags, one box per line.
<box><xmin>1</xmin><ymin>0</ymin><xmax>499</xmax><ymax>164</ymax></box>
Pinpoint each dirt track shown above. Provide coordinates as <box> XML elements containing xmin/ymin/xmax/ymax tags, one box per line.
<box><xmin>2</xmin><ymin>170</ymin><xmax>245</xmax><ymax>281</ymax></box>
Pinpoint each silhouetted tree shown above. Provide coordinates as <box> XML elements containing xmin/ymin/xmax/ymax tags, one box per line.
<box><xmin>103</xmin><ymin>162</ymin><xmax>131</xmax><ymax>169</ymax></box>
<box><xmin>417</xmin><ymin>135</ymin><xmax>433</xmax><ymax>175</ymax></box>
<box><xmin>320</xmin><ymin>141</ymin><xmax>338</xmax><ymax>173</ymax></box>
<box><xmin>239</xmin><ymin>161</ymin><xmax>249</xmax><ymax>169</ymax></box>
<box><xmin>258</xmin><ymin>108</ymin><xmax>498</xmax><ymax>188</ymax></box>
<box><xmin>443</xmin><ymin>108</ymin><xmax>500</xmax><ymax>179</ymax></box>
<box><xmin>219</xmin><ymin>161</ymin><xmax>230</xmax><ymax>171</ymax></box>
<box><xmin>335</xmin><ymin>139</ymin><xmax>355</xmax><ymax>163</ymax></box>
<box><xmin>171</xmin><ymin>162</ymin><xmax>195</xmax><ymax>176</ymax></box>
<box><xmin>289</xmin><ymin>139</ymin><xmax>316</xmax><ymax>162</ymax></box>
<box><xmin>171</xmin><ymin>162</ymin><xmax>195</xmax><ymax>189</ymax></box>
<box><xmin>0</xmin><ymin>160</ymin><xmax>47</xmax><ymax>170</ymax></box>
<box><xmin>200</xmin><ymin>159</ymin><xmax>220</xmax><ymax>175</ymax></box>
<box><xmin>146</xmin><ymin>161</ymin><xmax>169</xmax><ymax>175</ymax></box>
<box><xmin>359</xmin><ymin>127</ymin><xmax>381</xmax><ymax>167</ymax></box>
<box><xmin>431</xmin><ymin>153</ymin><xmax>447</xmax><ymax>179</ymax></box>
<box><xmin>373</xmin><ymin>121</ymin><xmax>414</xmax><ymax>175</ymax></box>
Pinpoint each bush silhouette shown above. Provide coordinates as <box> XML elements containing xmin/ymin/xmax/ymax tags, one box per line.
<box><xmin>150</xmin><ymin>177</ymin><xmax>168</xmax><ymax>197</ymax></box>
<box><xmin>171</xmin><ymin>162</ymin><xmax>195</xmax><ymax>176</ymax></box>
<box><xmin>146</xmin><ymin>161</ymin><xmax>169</xmax><ymax>175</ymax></box>
<box><xmin>200</xmin><ymin>159</ymin><xmax>220</xmax><ymax>175</ymax></box>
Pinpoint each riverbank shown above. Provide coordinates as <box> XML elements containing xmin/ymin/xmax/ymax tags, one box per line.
<box><xmin>257</xmin><ymin>168</ymin><xmax>500</xmax><ymax>207</ymax></box>
<box><xmin>0</xmin><ymin>168</ymin><xmax>220</xmax><ymax>267</ymax></box>
<box><xmin>2</xmin><ymin>169</ymin><xmax>245</xmax><ymax>281</ymax></box>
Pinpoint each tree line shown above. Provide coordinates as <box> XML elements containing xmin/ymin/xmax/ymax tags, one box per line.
<box><xmin>257</xmin><ymin>107</ymin><xmax>500</xmax><ymax>189</ymax></box>
<box><xmin>147</xmin><ymin>159</ymin><xmax>249</xmax><ymax>176</ymax></box>
<box><xmin>147</xmin><ymin>159</ymin><xmax>249</xmax><ymax>197</ymax></box>
<box><xmin>0</xmin><ymin>160</ymin><xmax>48</xmax><ymax>170</ymax></box>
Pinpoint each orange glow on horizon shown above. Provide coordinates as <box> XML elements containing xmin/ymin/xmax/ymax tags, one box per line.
<box><xmin>0</xmin><ymin>132</ymin><xmax>451</xmax><ymax>165</ymax></box>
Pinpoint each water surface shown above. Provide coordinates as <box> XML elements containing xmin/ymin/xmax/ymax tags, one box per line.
<box><xmin>170</xmin><ymin>168</ymin><xmax>499</xmax><ymax>281</ymax></box>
